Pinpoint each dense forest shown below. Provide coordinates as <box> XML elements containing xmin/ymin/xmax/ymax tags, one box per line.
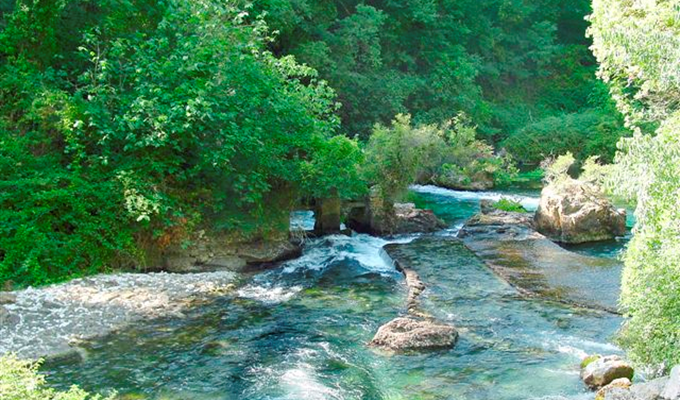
<box><xmin>1</xmin><ymin>0</ymin><xmax>679</xmax><ymax>395</ymax></box>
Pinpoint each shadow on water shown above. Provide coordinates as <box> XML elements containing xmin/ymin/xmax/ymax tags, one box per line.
<box><xmin>42</xmin><ymin>188</ymin><xmax>624</xmax><ymax>400</ymax></box>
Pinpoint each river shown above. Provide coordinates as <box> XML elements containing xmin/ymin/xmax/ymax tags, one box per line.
<box><xmin>43</xmin><ymin>186</ymin><xmax>625</xmax><ymax>400</ymax></box>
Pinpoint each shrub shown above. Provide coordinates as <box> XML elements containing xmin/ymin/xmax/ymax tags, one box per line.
<box><xmin>363</xmin><ymin>114</ymin><xmax>445</xmax><ymax>201</ymax></box>
<box><xmin>0</xmin><ymin>354</ymin><xmax>113</xmax><ymax>400</ymax></box>
<box><xmin>363</xmin><ymin>113</ymin><xmax>517</xmax><ymax>198</ymax></box>
<box><xmin>492</xmin><ymin>198</ymin><xmax>527</xmax><ymax>213</ymax></box>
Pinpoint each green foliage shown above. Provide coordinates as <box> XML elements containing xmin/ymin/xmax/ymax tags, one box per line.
<box><xmin>580</xmin><ymin>355</ymin><xmax>601</xmax><ymax>369</ymax></box>
<box><xmin>363</xmin><ymin>114</ymin><xmax>445</xmax><ymax>201</ymax></box>
<box><xmin>542</xmin><ymin>152</ymin><xmax>575</xmax><ymax>187</ymax></box>
<box><xmin>0</xmin><ymin>0</ymin><xmax>362</xmax><ymax>286</ymax></box>
<box><xmin>257</xmin><ymin>0</ymin><xmax>615</xmax><ymax>144</ymax></box>
<box><xmin>590</xmin><ymin>0</ymin><xmax>680</xmax><ymax>368</ymax></box>
<box><xmin>0</xmin><ymin>354</ymin><xmax>113</xmax><ymax>400</ymax></box>
<box><xmin>364</xmin><ymin>113</ymin><xmax>514</xmax><ymax>198</ymax></box>
<box><xmin>491</xmin><ymin>198</ymin><xmax>527</xmax><ymax>213</ymax></box>
<box><xmin>501</xmin><ymin>109</ymin><xmax>627</xmax><ymax>165</ymax></box>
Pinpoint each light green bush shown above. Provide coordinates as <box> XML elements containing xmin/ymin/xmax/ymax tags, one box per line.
<box><xmin>363</xmin><ymin>113</ymin><xmax>515</xmax><ymax>199</ymax></box>
<box><xmin>491</xmin><ymin>198</ymin><xmax>527</xmax><ymax>213</ymax></box>
<box><xmin>590</xmin><ymin>0</ymin><xmax>680</xmax><ymax>368</ymax></box>
<box><xmin>0</xmin><ymin>354</ymin><xmax>113</xmax><ymax>400</ymax></box>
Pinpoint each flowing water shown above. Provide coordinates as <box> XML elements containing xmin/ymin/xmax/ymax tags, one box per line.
<box><xmin>43</xmin><ymin>186</ymin><xmax>624</xmax><ymax>400</ymax></box>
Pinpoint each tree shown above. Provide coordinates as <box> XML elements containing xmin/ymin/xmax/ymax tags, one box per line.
<box><xmin>589</xmin><ymin>0</ymin><xmax>680</xmax><ymax>368</ymax></box>
<box><xmin>0</xmin><ymin>0</ymin><xmax>363</xmax><ymax>286</ymax></box>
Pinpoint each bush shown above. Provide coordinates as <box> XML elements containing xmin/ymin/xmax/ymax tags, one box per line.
<box><xmin>0</xmin><ymin>354</ymin><xmax>113</xmax><ymax>400</ymax></box>
<box><xmin>363</xmin><ymin>114</ymin><xmax>446</xmax><ymax>201</ymax></box>
<box><xmin>363</xmin><ymin>113</ymin><xmax>517</xmax><ymax>198</ymax></box>
<box><xmin>589</xmin><ymin>0</ymin><xmax>680</xmax><ymax>368</ymax></box>
<box><xmin>492</xmin><ymin>198</ymin><xmax>527</xmax><ymax>213</ymax></box>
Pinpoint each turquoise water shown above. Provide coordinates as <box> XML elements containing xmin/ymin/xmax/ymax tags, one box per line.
<box><xmin>43</xmin><ymin>187</ymin><xmax>624</xmax><ymax>400</ymax></box>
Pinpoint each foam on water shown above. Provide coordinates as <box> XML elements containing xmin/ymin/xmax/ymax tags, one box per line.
<box><xmin>237</xmin><ymin>284</ymin><xmax>303</xmax><ymax>304</ymax></box>
<box><xmin>281</xmin><ymin>234</ymin><xmax>416</xmax><ymax>275</ymax></box>
<box><xmin>410</xmin><ymin>184</ymin><xmax>540</xmax><ymax>211</ymax></box>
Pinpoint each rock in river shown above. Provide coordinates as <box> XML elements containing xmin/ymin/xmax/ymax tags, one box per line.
<box><xmin>581</xmin><ymin>355</ymin><xmax>634</xmax><ymax>389</ymax></box>
<box><xmin>534</xmin><ymin>179</ymin><xmax>626</xmax><ymax>244</ymax></box>
<box><xmin>347</xmin><ymin>187</ymin><xmax>446</xmax><ymax>235</ymax></box>
<box><xmin>370</xmin><ymin>317</ymin><xmax>458</xmax><ymax>351</ymax></box>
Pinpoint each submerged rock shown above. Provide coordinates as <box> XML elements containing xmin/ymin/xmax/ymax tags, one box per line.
<box><xmin>370</xmin><ymin>317</ymin><xmax>458</xmax><ymax>351</ymax></box>
<box><xmin>459</xmin><ymin>209</ymin><xmax>622</xmax><ymax>313</ymax></box>
<box><xmin>534</xmin><ymin>179</ymin><xmax>626</xmax><ymax>244</ymax></box>
<box><xmin>581</xmin><ymin>355</ymin><xmax>634</xmax><ymax>389</ymax></box>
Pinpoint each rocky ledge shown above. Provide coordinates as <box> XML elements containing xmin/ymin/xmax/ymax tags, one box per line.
<box><xmin>0</xmin><ymin>271</ymin><xmax>237</xmax><ymax>360</ymax></box>
<box><xmin>459</xmin><ymin>208</ymin><xmax>623</xmax><ymax>313</ymax></box>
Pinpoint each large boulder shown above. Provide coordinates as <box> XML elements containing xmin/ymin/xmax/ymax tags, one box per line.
<box><xmin>597</xmin><ymin>378</ymin><xmax>633</xmax><ymax>400</ymax></box>
<box><xmin>581</xmin><ymin>355</ymin><xmax>635</xmax><ymax>389</ymax></box>
<box><xmin>369</xmin><ymin>317</ymin><xmax>458</xmax><ymax>351</ymax></box>
<box><xmin>534</xmin><ymin>179</ymin><xmax>626</xmax><ymax>243</ymax></box>
<box><xmin>347</xmin><ymin>188</ymin><xmax>446</xmax><ymax>235</ymax></box>
<box><xmin>393</xmin><ymin>203</ymin><xmax>447</xmax><ymax>234</ymax></box>
<box><xmin>597</xmin><ymin>375</ymin><xmax>670</xmax><ymax>400</ymax></box>
<box><xmin>631</xmin><ymin>377</ymin><xmax>669</xmax><ymax>400</ymax></box>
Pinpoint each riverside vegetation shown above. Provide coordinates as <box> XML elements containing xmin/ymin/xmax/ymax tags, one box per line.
<box><xmin>0</xmin><ymin>0</ymin><xmax>679</xmax><ymax>396</ymax></box>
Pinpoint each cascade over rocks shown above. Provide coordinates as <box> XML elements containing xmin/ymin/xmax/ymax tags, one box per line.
<box><xmin>347</xmin><ymin>187</ymin><xmax>446</xmax><ymax>235</ymax></box>
<box><xmin>534</xmin><ymin>179</ymin><xmax>626</xmax><ymax>244</ymax></box>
